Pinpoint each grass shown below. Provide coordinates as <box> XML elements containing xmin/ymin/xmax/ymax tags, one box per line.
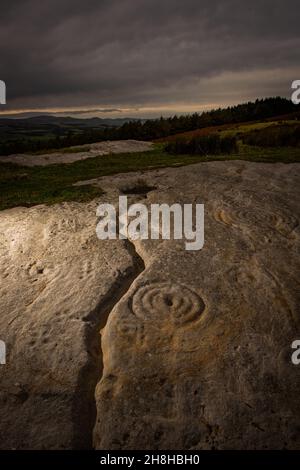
<box><xmin>220</xmin><ymin>120</ymin><xmax>299</xmax><ymax>137</ymax></box>
<box><xmin>220</xmin><ymin>121</ymin><xmax>275</xmax><ymax>137</ymax></box>
<box><xmin>25</xmin><ymin>145</ymin><xmax>91</xmax><ymax>155</ymax></box>
<box><xmin>157</xmin><ymin>118</ymin><xmax>300</xmax><ymax>143</ymax></box>
<box><xmin>1</xmin><ymin>143</ymin><xmax>300</xmax><ymax>211</ymax></box>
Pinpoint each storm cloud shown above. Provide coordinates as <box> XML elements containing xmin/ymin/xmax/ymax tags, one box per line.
<box><xmin>1</xmin><ymin>0</ymin><xmax>300</xmax><ymax>116</ymax></box>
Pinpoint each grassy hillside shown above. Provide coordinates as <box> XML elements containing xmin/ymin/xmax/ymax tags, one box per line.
<box><xmin>1</xmin><ymin>97</ymin><xmax>299</xmax><ymax>156</ymax></box>
<box><xmin>156</xmin><ymin>117</ymin><xmax>300</xmax><ymax>143</ymax></box>
<box><xmin>1</xmin><ymin>98</ymin><xmax>300</xmax><ymax>211</ymax></box>
<box><xmin>1</xmin><ymin>138</ymin><xmax>300</xmax><ymax>211</ymax></box>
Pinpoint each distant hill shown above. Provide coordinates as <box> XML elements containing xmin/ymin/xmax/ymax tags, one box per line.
<box><xmin>1</xmin><ymin>97</ymin><xmax>299</xmax><ymax>156</ymax></box>
<box><xmin>0</xmin><ymin>114</ymin><xmax>140</xmax><ymax>129</ymax></box>
<box><xmin>0</xmin><ymin>114</ymin><xmax>141</xmax><ymax>155</ymax></box>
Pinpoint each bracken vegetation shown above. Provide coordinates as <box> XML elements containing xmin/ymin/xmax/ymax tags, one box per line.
<box><xmin>241</xmin><ymin>123</ymin><xmax>300</xmax><ymax>148</ymax></box>
<box><xmin>166</xmin><ymin>134</ymin><xmax>238</xmax><ymax>155</ymax></box>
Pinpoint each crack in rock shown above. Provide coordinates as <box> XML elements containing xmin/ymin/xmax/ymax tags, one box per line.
<box><xmin>71</xmin><ymin>238</ymin><xmax>145</xmax><ymax>449</ymax></box>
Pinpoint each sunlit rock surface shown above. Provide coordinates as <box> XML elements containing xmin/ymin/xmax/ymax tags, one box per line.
<box><xmin>0</xmin><ymin>160</ymin><xmax>299</xmax><ymax>449</ymax></box>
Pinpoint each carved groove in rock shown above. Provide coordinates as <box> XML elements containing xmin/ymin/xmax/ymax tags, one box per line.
<box><xmin>214</xmin><ymin>206</ymin><xmax>299</xmax><ymax>237</ymax></box>
<box><xmin>72</xmin><ymin>239</ymin><xmax>145</xmax><ymax>449</ymax></box>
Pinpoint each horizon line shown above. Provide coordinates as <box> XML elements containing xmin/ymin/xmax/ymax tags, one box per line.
<box><xmin>0</xmin><ymin>96</ymin><xmax>292</xmax><ymax>120</ymax></box>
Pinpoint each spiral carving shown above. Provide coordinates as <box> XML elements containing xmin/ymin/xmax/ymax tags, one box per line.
<box><xmin>132</xmin><ymin>282</ymin><xmax>205</xmax><ymax>326</ymax></box>
<box><xmin>214</xmin><ymin>206</ymin><xmax>298</xmax><ymax>237</ymax></box>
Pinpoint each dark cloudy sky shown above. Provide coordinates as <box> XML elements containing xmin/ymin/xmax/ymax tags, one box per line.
<box><xmin>1</xmin><ymin>0</ymin><xmax>299</xmax><ymax>117</ymax></box>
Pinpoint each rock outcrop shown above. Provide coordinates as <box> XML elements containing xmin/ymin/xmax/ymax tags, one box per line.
<box><xmin>0</xmin><ymin>160</ymin><xmax>299</xmax><ymax>449</ymax></box>
<box><xmin>0</xmin><ymin>140</ymin><xmax>153</xmax><ymax>166</ymax></box>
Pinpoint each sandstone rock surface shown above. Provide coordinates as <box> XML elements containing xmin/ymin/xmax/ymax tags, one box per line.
<box><xmin>0</xmin><ymin>160</ymin><xmax>299</xmax><ymax>449</ymax></box>
<box><xmin>0</xmin><ymin>140</ymin><xmax>153</xmax><ymax>166</ymax></box>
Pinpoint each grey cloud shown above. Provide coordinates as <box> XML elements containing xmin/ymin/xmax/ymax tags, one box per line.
<box><xmin>1</xmin><ymin>0</ymin><xmax>300</xmax><ymax>113</ymax></box>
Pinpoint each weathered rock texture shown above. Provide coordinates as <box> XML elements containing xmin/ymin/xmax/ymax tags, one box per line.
<box><xmin>0</xmin><ymin>201</ymin><xmax>141</xmax><ymax>449</ymax></box>
<box><xmin>0</xmin><ymin>140</ymin><xmax>153</xmax><ymax>166</ymax></box>
<box><xmin>0</xmin><ymin>160</ymin><xmax>300</xmax><ymax>449</ymax></box>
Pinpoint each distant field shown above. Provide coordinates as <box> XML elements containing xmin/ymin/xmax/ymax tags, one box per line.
<box><xmin>0</xmin><ymin>115</ymin><xmax>139</xmax><ymax>156</ymax></box>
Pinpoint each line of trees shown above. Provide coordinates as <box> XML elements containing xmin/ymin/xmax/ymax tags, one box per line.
<box><xmin>0</xmin><ymin>97</ymin><xmax>299</xmax><ymax>155</ymax></box>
